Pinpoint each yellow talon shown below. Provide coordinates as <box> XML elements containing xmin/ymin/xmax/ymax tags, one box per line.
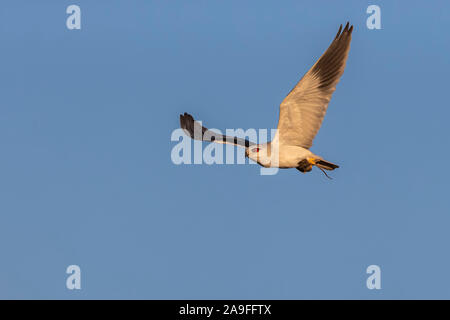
<box><xmin>307</xmin><ymin>157</ymin><xmax>318</xmax><ymax>165</ymax></box>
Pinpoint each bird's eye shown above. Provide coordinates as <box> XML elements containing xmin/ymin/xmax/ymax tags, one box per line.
<box><xmin>251</xmin><ymin>147</ymin><xmax>260</xmax><ymax>153</ymax></box>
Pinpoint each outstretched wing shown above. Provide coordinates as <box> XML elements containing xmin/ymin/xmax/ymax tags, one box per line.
<box><xmin>179</xmin><ymin>113</ymin><xmax>255</xmax><ymax>148</ymax></box>
<box><xmin>276</xmin><ymin>22</ymin><xmax>353</xmax><ymax>149</ymax></box>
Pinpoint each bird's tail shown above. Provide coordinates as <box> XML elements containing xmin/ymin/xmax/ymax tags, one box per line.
<box><xmin>296</xmin><ymin>158</ymin><xmax>339</xmax><ymax>179</ymax></box>
<box><xmin>315</xmin><ymin>159</ymin><xmax>339</xmax><ymax>171</ymax></box>
<box><xmin>314</xmin><ymin>159</ymin><xmax>339</xmax><ymax>179</ymax></box>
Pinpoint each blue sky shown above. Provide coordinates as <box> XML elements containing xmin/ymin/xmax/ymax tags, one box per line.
<box><xmin>0</xmin><ymin>0</ymin><xmax>449</xmax><ymax>299</ymax></box>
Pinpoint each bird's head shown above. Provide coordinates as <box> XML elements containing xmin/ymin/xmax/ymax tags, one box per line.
<box><xmin>246</xmin><ymin>144</ymin><xmax>272</xmax><ymax>167</ymax></box>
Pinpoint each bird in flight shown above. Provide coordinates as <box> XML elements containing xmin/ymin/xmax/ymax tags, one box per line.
<box><xmin>180</xmin><ymin>22</ymin><xmax>353</xmax><ymax>178</ymax></box>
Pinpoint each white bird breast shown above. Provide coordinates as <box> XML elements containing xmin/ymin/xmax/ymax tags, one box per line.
<box><xmin>249</xmin><ymin>144</ymin><xmax>314</xmax><ymax>168</ymax></box>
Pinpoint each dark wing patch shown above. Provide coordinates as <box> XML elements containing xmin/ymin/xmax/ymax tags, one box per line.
<box><xmin>311</xmin><ymin>22</ymin><xmax>353</xmax><ymax>90</ymax></box>
<box><xmin>179</xmin><ymin>113</ymin><xmax>254</xmax><ymax>148</ymax></box>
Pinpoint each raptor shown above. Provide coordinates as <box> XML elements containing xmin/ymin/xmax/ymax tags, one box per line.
<box><xmin>180</xmin><ymin>22</ymin><xmax>353</xmax><ymax>178</ymax></box>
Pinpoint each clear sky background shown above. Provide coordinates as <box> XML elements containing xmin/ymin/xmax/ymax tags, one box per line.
<box><xmin>1</xmin><ymin>0</ymin><xmax>449</xmax><ymax>299</ymax></box>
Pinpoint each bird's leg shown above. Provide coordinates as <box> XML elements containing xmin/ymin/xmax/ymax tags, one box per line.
<box><xmin>306</xmin><ymin>157</ymin><xmax>317</xmax><ymax>170</ymax></box>
<box><xmin>296</xmin><ymin>159</ymin><xmax>312</xmax><ymax>172</ymax></box>
<box><xmin>306</xmin><ymin>157</ymin><xmax>318</xmax><ymax>165</ymax></box>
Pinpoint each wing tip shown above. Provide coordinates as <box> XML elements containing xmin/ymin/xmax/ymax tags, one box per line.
<box><xmin>180</xmin><ymin>112</ymin><xmax>196</xmax><ymax>137</ymax></box>
<box><xmin>335</xmin><ymin>24</ymin><xmax>343</xmax><ymax>39</ymax></box>
<box><xmin>349</xmin><ymin>24</ymin><xmax>354</xmax><ymax>34</ymax></box>
<box><xmin>344</xmin><ymin>22</ymin><xmax>349</xmax><ymax>32</ymax></box>
<box><xmin>335</xmin><ymin>22</ymin><xmax>354</xmax><ymax>40</ymax></box>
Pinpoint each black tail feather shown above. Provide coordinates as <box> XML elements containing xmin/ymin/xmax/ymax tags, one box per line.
<box><xmin>316</xmin><ymin>160</ymin><xmax>339</xmax><ymax>171</ymax></box>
